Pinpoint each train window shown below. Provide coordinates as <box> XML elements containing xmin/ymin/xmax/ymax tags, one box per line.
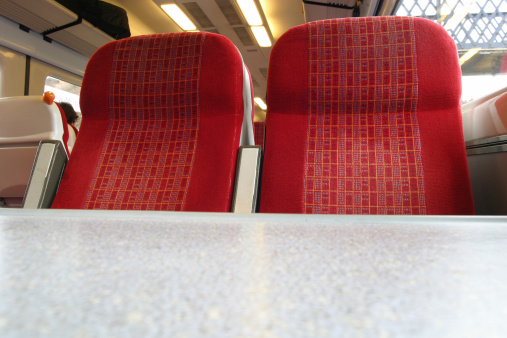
<box><xmin>44</xmin><ymin>76</ymin><xmax>82</xmax><ymax>128</ymax></box>
<box><xmin>395</xmin><ymin>0</ymin><xmax>507</xmax><ymax>103</ymax></box>
<box><xmin>44</xmin><ymin>76</ymin><xmax>81</xmax><ymax>113</ymax></box>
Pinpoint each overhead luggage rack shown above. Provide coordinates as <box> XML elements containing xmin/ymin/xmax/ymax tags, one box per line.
<box><xmin>0</xmin><ymin>0</ymin><xmax>114</xmax><ymax>57</ymax></box>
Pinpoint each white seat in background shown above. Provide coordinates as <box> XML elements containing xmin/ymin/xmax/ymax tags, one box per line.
<box><xmin>0</xmin><ymin>96</ymin><xmax>67</xmax><ymax>207</ymax></box>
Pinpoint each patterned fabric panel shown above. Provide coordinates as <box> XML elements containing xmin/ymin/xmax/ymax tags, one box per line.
<box><xmin>254</xmin><ymin>121</ymin><xmax>265</xmax><ymax>148</ymax></box>
<box><xmin>304</xmin><ymin>17</ymin><xmax>426</xmax><ymax>214</ymax></box>
<box><xmin>84</xmin><ymin>34</ymin><xmax>205</xmax><ymax>210</ymax></box>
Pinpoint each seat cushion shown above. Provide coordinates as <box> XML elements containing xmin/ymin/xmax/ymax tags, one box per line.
<box><xmin>52</xmin><ymin>33</ymin><xmax>244</xmax><ymax>211</ymax></box>
<box><xmin>260</xmin><ymin>17</ymin><xmax>474</xmax><ymax>215</ymax></box>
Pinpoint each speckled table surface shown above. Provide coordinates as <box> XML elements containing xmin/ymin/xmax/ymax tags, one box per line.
<box><xmin>1</xmin><ymin>210</ymin><xmax>507</xmax><ymax>337</ymax></box>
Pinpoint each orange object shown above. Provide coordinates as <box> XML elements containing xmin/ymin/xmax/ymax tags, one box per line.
<box><xmin>43</xmin><ymin>91</ymin><xmax>55</xmax><ymax>105</ymax></box>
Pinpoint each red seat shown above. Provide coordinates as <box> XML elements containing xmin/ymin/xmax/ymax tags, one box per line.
<box><xmin>52</xmin><ymin>33</ymin><xmax>251</xmax><ymax>211</ymax></box>
<box><xmin>254</xmin><ymin>121</ymin><xmax>265</xmax><ymax>149</ymax></box>
<box><xmin>54</xmin><ymin>102</ymin><xmax>72</xmax><ymax>155</ymax></box>
<box><xmin>260</xmin><ymin>17</ymin><xmax>474</xmax><ymax>215</ymax></box>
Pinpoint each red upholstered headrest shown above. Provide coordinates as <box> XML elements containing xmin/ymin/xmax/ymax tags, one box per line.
<box><xmin>260</xmin><ymin>17</ymin><xmax>474</xmax><ymax>215</ymax></box>
<box><xmin>52</xmin><ymin>33</ymin><xmax>247</xmax><ymax>211</ymax></box>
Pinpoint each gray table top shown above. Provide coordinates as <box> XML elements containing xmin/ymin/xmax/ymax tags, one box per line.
<box><xmin>1</xmin><ymin>209</ymin><xmax>507</xmax><ymax>337</ymax></box>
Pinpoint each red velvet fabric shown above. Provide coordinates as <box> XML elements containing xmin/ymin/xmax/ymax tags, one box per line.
<box><xmin>54</xmin><ymin>102</ymin><xmax>70</xmax><ymax>156</ymax></box>
<box><xmin>260</xmin><ymin>24</ymin><xmax>309</xmax><ymax>214</ymax></box>
<box><xmin>184</xmin><ymin>35</ymin><xmax>243</xmax><ymax>211</ymax></box>
<box><xmin>246</xmin><ymin>66</ymin><xmax>255</xmax><ymax>121</ymax></box>
<box><xmin>260</xmin><ymin>17</ymin><xmax>474</xmax><ymax>215</ymax></box>
<box><xmin>413</xmin><ymin>19</ymin><xmax>474</xmax><ymax>214</ymax></box>
<box><xmin>52</xmin><ymin>33</ymin><xmax>244</xmax><ymax>211</ymax></box>
<box><xmin>52</xmin><ymin>41</ymin><xmax>115</xmax><ymax>209</ymax></box>
<box><xmin>254</xmin><ymin>121</ymin><xmax>265</xmax><ymax>148</ymax></box>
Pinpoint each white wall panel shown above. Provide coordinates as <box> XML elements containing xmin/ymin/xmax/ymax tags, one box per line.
<box><xmin>0</xmin><ymin>45</ymin><xmax>26</xmax><ymax>98</ymax></box>
<box><xmin>0</xmin><ymin>16</ymin><xmax>88</xmax><ymax>77</ymax></box>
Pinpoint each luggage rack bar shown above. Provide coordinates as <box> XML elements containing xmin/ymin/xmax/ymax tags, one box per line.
<box><xmin>42</xmin><ymin>17</ymin><xmax>83</xmax><ymax>43</ymax></box>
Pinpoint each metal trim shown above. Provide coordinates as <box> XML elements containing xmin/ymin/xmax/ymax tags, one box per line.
<box><xmin>231</xmin><ymin>145</ymin><xmax>263</xmax><ymax>213</ymax></box>
<box><xmin>466</xmin><ymin>144</ymin><xmax>507</xmax><ymax>156</ymax></box>
<box><xmin>465</xmin><ymin>134</ymin><xmax>507</xmax><ymax>149</ymax></box>
<box><xmin>22</xmin><ymin>140</ymin><xmax>67</xmax><ymax>209</ymax></box>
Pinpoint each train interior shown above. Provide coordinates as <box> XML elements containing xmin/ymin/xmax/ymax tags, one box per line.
<box><xmin>0</xmin><ymin>0</ymin><xmax>507</xmax><ymax>335</ymax></box>
<box><xmin>0</xmin><ymin>0</ymin><xmax>506</xmax><ymax>213</ymax></box>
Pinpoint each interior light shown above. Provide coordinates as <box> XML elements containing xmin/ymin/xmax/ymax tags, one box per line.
<box><xmin>459</xmin><ymin>48</ymin><xmax>481</xmax><ymax>65</ymax></box>
<box><xmin>254</xmin><ymin>97</ymin><xmax>267</xmax><ymax>110</ymax></box>
<box><xmin>161</xmin><ymin>4</ymin><xmax>196</xmax><ymax>31</ymax></box>
<box><xmin>251</xmin><ymin>26</ymin><xmax>271</xmax><ymax>47</ymax></box>
<box><xmin>236</xmin><ymin>0</ymin><xmax>263</xmax><ymax>26</ymax></box>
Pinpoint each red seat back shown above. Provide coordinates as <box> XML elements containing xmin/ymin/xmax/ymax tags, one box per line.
<box><xmin>54</xmin><ymin>102</ymin><xmax>71</xmax><ymax>155</ymax></box>
<box><xmin>254</xmin><ymin>121</ymin><xmax>265</xmax><ymax>149</ymax></box>
<box><xmin>260</xmin><ymin>17</ymin><xmax>474</xmax><ymax>215</ymax></box>
<box><xmin>52</xmin><ymin>33</ymin><xmax>247</xmax><ymax>211</ymax></box>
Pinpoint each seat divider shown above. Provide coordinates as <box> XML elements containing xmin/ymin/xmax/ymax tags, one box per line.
<box><xmin>23</xmin><ymin>140</ymin><xmax>67</xmax><ymax>209</ymax></box>
<box><xmin>231</xmin><ymin>146</ymin><xmax>263</xmax><ymax>213</ymax></box>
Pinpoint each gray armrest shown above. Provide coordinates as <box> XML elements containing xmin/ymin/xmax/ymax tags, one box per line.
<box><xmin>23</xmin><ymin>140</ymin><xmax>67</xmax><ymax>209</ymax></box>
<box><xmin>231</xmin><ymin>146</ymin><xmax>262</xmax><ymax>213</ymax></box>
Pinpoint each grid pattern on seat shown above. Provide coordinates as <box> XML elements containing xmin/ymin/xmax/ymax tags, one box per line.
<box><xmin>303</xmin><ymin>17</ymin><xmax>427</xmax><ymax>214</ymax></box>
<box><xmin>254</xmin><ymin>121</ymin><xmax>265</xmax><ymax>148</ymax></box>
<box><xmin>83</xmin><ymin>34</ymin><xmax>205</xmax><ymax>210</ymax></box>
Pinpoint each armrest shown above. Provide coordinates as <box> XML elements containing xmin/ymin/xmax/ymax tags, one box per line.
<box><xmin>23</xmin><ymin>140</ymin><xmax>68</xmax><ymax>209</ymax></box>
<box><xmin>231</xmin><ymin>146</ymin><xmax>263</xmax><ymax>213</ymax></box>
